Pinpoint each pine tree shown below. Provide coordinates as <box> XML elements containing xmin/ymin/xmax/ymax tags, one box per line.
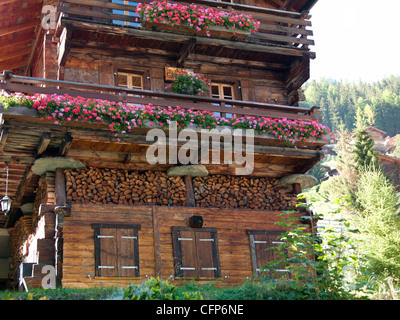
<box><xmin>353</xmin><ymin>129</ymin><xmax>379</xmax><ymax>170</ymax></box>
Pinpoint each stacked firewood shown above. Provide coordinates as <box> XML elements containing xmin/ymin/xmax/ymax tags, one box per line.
<box><xmin>65</xmin><ymin>167</ymin><xmax>187</xmax><ymax>206</ymax></box>
<box><xmin>8</xmin><ymin>216</ymin><xmax>33</xmax><ymax>274</ymax></box>
<box><xmin>32</xmin><ymin>173</ymin><xmax>55</xmax><ymax>230</ymax></box>
<box><xmin>193</xmin><ymin>175</ymin><xmax>294</xmax><ymax>211</ymax></box>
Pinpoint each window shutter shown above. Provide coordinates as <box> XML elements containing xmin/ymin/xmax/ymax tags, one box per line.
<box><xmin>196</xmin><ymin>231</ymin><xmax>220</xmax><ymax>278</ymax></box>
<box><xmin>117</xmin><ymin>228</ymin><xmax>139</xmax><ymax>277</ymax></box>
<box><xmin>97</xmin><ymin>228</ymin><xmax>117</xmax><ymax>277</ymax></box>
<box><xmin>172</xmin><ymin>227</ymin><xmax>221</xmax><ymax>278</ymax></box>
<box><xmin>247</xmin><ymin>230</ymin><xmax>289</xmax><ymax>278</ymax></box>
<box><xmin>92</xmin><ymin>223</ymin><xmax>141</xmax><ymax>278</ymax></box>
<box><xmin>178</xmin><ymin>230</ymin><xmax>197</xmax><ymax>278</ymax></box>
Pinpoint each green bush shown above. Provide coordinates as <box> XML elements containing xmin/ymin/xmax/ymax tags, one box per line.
<box><xmin>262</xmin><ymin>201</ymin><xmax>369</xmax><ymax>300</ymax></box>
<box><xmin>354</xmin><ymin>167</ymin><xmax>400</xmax><ymax>278</ymax></box>
<box><xmin>123</xmin><ymin>277</ymin><xmax>203</xmax><ymax>300</ymax></box>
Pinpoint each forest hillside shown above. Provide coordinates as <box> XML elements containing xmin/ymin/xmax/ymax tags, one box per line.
<box><xmin>300</xmin><ymin>75</ymin><xmax>400</xmax><ymax>137</ymax></box>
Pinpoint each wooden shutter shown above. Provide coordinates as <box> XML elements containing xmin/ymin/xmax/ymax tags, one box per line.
<box><xmin>172</xmin><ymin>227</ymin><xmax>220</xmax><ymax>278</ymax></box>
<box><xmin>117</xmin><ymin>228</ymin><xmax>140</xmax><ymax>277</ymax></box>
<box><xmin>178</xmin><ymin>230</ymin><xmax>197</xmax><ymax>278</ymax></box>
<box><xmin>92</xmin><ymin>223</ymin><xmax>140</xmax><ymax>277</ymax></box>
<box><xmin>247</xmin><ymin>230</ymin><xmax>289</xmax><ymax>278</ymax></box>
<box><xmin>96</xmin><ymin>227</ymin><xmax>117</xmax><ymax>277</ymax></box>
<box><xmin>196</xmin><ymin>231</ymin><xmax>220</xmax><ymax>278</ymax></box>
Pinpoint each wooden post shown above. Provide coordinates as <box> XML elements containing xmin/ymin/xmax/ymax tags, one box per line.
<box><xmin>184</xmin><ymin>175</ymin><xmax>196</xmax><ymax>207</ymax></box>
<box><xmin>55</xmin><ymin>168</ymin><xmax>66</xmax><ymax>206</ymax></box>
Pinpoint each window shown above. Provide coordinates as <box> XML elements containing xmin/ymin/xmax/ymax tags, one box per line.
<box><xmin>117</xmin><ymin>72</ymin><xmax>143</xmax><ymax>90</ymax></box>
<box><xmin>172</xmin><ymin>227</ymin><xmax>221</xmax><ymax>278</ymax></box>
<box><xmin>112</xmin><ymin>0</ymin><xmax>140</xmax><ymax>27</ymax></box>
<box><xmin>246</xmin><ymin>229</ymin><xmax>290</xmax><ymax>278</ymax></box>
<box><xmin>92</xmin><ymin>223</ymin><xmax>140</xmax><ymax>277</ymax></box>
<box><xmin>211</xmin><ymin>83</ymin><xmax>235</xmax><ymax>118</ymax></box>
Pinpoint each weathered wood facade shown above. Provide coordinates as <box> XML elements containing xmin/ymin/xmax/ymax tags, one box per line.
<box><xmin>0</xmin><ymin>0</ymin><xmax>326</xmax><ymax>290</ymax></box>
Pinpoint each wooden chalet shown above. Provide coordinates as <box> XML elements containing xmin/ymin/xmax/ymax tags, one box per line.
<box><xmin>0</xmin><ymin>0</ymin><xmax>327</xmax><ymax>290</ymax></box>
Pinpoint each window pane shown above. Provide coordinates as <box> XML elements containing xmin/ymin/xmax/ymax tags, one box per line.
<box><xmin>223</xmin><ymin>86</ymin><xmax>233</xmax><ymax>99</ymax></box>
<box><xmin>131</xmin><ymin>75</ymin><xmax>143</xmax><ymax>89</ymax></box>
<box><xmin>118</xmin><ymin>74</ymin><xmax>128</xmax><ymax>87</ymax></box>
<box><xmin>211</xmin><ymin>85</ymin><xmax>220</xmax><ymax>98</ymax></box>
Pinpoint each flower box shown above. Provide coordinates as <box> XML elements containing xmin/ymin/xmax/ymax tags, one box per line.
<box><xmin>137</xmin><ymin>2</ymin><xmax>259</xmax><ymax>41</ymax></box>
<box><xmin>142</xmin><ymin>19</ymin><xmax>250</xmax><ymax>40</ymax></box>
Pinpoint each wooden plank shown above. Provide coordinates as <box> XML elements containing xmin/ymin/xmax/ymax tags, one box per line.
<box><xmin>0</xmin><ymin>20</ymin><xmax>39</xmax><ymax>37</ymax></box>
<box><xmin>152</xmin><ymin>206</ymin><xmax>162</xmax><ymax>277</ymax></box>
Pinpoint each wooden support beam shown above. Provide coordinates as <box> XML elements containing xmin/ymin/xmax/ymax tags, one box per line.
<box><xmin>55</xmin><ymin>168</ymin><xmax>66</xmax><ymax>206</ymax></box>
<box><xmin>0</xmin><ymin>128</ymin><xmax>9</xmax><ymax>152</ymax></box>
<box><xmin>58</xmin><ymin>27</ymin><xmax>72</xmax><ymax>67</ymax></box>
<box><xmin>15</xmin><ymin>167</ymin><xmax>34</xmax><ymax>205</ymax></box>
<box><xmin>177</xmin><ymin>40</ymin><xmax>196</xmax><ymax>67</ymax></box>
<box><xmin>184</xmin><ymin>175</ymin><xmax>196</xmax><ymax>207</ymax></box>
<box><xmin>59</xmin><ymin>132</ymin><xmax>73</xmax><ymax>156</ymax></box>
<box><xmin>36</xmin><ymin>132</ymin><xmax>51</xmax><ymax>156</ymax></box>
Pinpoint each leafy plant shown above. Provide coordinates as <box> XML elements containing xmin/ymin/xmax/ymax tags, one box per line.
<box><xmin>262</xmin><ymin>197</ymin><xmax>369</xmax><ymax>300</ymax></box>
<box><xmin>123</xmin><ymin>277</ymin><xmax>203</xmax><ymax>300</ymax></box>
<box><xmin>165</xmin><ymin>71</ymin><xmax>208</xmax><ymax>96</ymax></box>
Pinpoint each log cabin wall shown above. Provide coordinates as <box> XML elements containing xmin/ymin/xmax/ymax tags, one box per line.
<box><xmin>56</xmin><ymin>167</ymin><xmax>300</xmax><ymax>288</ymax></box>
<box><xmin>61</xmin><ymin>52</ymin><xmax>290</xmax><ymax>105</ymax></box>
<box><xmin>61</xmin><ymin>203</ymin><xmax>303</xmax><ymax>288</ymax></box>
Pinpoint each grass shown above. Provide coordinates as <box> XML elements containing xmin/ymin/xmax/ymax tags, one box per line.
<box><xmin>2</xmin><ymin>277</ymin><xmax>398</xmax><ymax>300</ymax></box>
<box><xmin>0</xmin><ymin>278</ymin><xmax>364</xmax><ymax>300</ymax></box>
<box><xmin>0</xmin><ymin>279</ymin><xmax>295</xmax><ymax>300</ymax></box>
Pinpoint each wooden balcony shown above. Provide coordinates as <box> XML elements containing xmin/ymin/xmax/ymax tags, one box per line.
<box><xmin>0</xmin><ymin>71</ymin><xmax>320</xmax><ymax>122</ymax></box>
<box><xmin>55</xmin><ymin>0</ymin><xmax>315</xmax><ymax>60</ymax></box>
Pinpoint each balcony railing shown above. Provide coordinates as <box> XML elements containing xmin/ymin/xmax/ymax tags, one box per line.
<box><xmin>56</xmin><ymin>0</ymin><xmax>314</xmax><ymax>51</ymax></box>
<box><xmin>0</xmin><ymin>71</ymin><xmax>320</xmax><ymax>121</ymax></box>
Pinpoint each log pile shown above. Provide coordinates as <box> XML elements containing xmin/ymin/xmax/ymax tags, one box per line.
<box><xmin>8</xmin><ymin>216</ymin><xmax>34</xmax><ymax>278</ymax></box>
<box><xmin>193</xmin><ymin>175</ymin><xmax>294</xmax><ymax>211</ymax></box>
<box><xmin>65</xmin><ymin>167</ymin><xmax>187</xmax><ymax>206</ymax></box>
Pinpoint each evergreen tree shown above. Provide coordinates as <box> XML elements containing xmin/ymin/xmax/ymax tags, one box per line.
<box><xmin>353</xmin><ymin>129</ymin><xmax>379</xmax><ymax>170</ymax></box>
